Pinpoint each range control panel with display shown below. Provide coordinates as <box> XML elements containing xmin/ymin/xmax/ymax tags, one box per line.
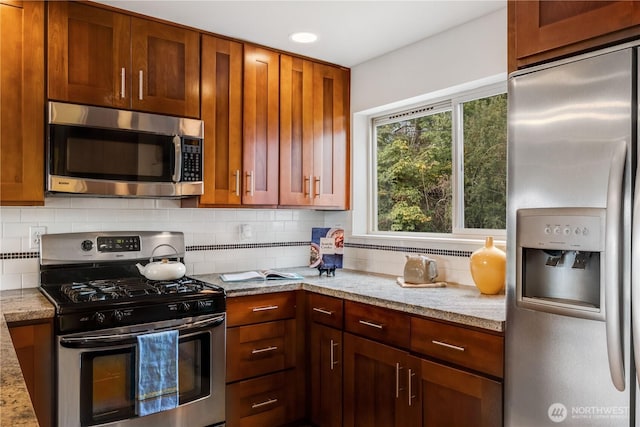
<box><xmin>96</xmin><ymin>236</ymin><xmax>141</xmax><ymax>252</ymax></box>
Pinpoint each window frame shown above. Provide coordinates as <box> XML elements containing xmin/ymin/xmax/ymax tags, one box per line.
<box><xmin>368</xmin><ymin>81</ymin><xmax>507</xmax><ymax>240</ymax></box>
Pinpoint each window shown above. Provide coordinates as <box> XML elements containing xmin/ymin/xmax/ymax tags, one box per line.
<box><xmin>372</xmin><ymin>84</ymin><xmax>507</xmax><ymax>236</ymax></box>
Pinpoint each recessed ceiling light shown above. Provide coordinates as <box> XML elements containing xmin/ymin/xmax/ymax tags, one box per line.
<box><xmin>290</xmin><ymin>32</ymin><xmax>318</xmax><ymax>44</ymax></box>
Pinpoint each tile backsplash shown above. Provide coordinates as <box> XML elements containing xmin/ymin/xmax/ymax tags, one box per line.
<box><xmin>0</xmin><ymin>197</ymin><xmax>480</xmax><ymax>291</ymax></box>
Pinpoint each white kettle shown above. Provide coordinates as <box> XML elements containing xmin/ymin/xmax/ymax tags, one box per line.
<box><xmin>136</xmin><ymin>244</ymin><xmax>186</xmax><ymax>281</ymax></box>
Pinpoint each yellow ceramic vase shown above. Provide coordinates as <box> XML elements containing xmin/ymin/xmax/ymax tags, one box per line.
<box><xmin>470</xmin><ymin>236</ymin><xmax>506</xmax><ymax>295</ymax></box>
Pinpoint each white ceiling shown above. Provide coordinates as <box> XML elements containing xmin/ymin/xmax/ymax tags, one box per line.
<box><xmin>95</xmin><ymin>0</ymin><xmax>506</xmax><ymax>67</ymax></box>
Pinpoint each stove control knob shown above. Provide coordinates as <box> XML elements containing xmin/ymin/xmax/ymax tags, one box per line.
<box><xmin>196</xmin><ymin>301</ymin><xmax>208</xmax><ymax>310</ymax></box>
<box><xmin>81</xmin><ymin>240</ymin><xmax>93</xmax><ymax>252</ymax></box>
<box><xmin>94</xmin><ymin>312</ymin><xmax>106</xmax><ymax>324</ymax></box>
<box><xmin>179</xmin><ymin>302</ymin><xmax>191</xmax><ymax>312</ymax></box>
<box><xmin>112</xmin><ymin>310</ymin><xmax>124</xmax><ymax>322</ymax></box>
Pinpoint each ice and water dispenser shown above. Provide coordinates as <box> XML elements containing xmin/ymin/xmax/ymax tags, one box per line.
<box><xmin>516</xmin><ymin>208</ymin><xmax>606</xmax><ymax>320</ymax></box>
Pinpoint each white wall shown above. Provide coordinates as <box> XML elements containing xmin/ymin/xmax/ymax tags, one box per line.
<box><xmin>350</xmin><ymin>7</ymin><xmax>507</xmax><ymax>113</ymax></box>
<box><xmin>344</xmin><ymin>7</ymin><xmax>508</xmax><ymax>284</ymax></box>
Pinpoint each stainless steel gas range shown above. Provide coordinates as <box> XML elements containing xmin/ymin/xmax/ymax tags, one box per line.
<box><xmin>39</xmin><ymin>231</ymin><xmax>226</xmax><ymax>427</ymax></box>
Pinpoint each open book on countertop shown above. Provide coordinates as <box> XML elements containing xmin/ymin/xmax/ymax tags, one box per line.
<box><xmin>219</xmin><ymin>270</ymin><xmax>304</xmax><ymax>282</ymax></box>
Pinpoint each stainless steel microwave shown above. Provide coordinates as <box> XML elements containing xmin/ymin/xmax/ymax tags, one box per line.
<box><xmin>47</xmin><ymin>102</ymin><xmax>204</xmax><ymax>198</ymax></box>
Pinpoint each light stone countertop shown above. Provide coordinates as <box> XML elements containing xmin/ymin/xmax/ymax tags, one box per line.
<box><xmin>0</xmin><ymin>289</ymin><xmax>55</xmax><ymax>427</ymax></box>
<box><xmin>195</xmin><ymin>267</ymin><xmax>506</xmax><ymax>333</ymax></box>
<box><xmin>0</xmin><ymin>267</ymin><xmax>505</xmax><ymax>427</ymax></box>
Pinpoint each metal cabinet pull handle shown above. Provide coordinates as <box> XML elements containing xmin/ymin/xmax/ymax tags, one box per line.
<box><xmin>245</xmin><ymin>171</ymin><xmax>254</xmax><ymax>196</ymax></box>
<box><xmin>120</xmin><ymin>67</ymin><xmax>126</xmax><ymax>98</ymax></box>
<box><xmin>251</xmin><ymin>398</ymin><xmax>278</xmax><ymax>409</ymax></box>
<box><xmin>252</xmin><ymin>305</ymin><xmax>279</xmax><ymax>312</ymax></box>
<box><xmin>330</xmin><ymin>339</ymin><xmax>339</xmax><ymax>370</ymax></box>
<box><xmin>251</xmin><ymin>346</ymin><xmax>278</xmax><ymax>354</ymax></box>
<box><xmin>431</xmin><ymin>340</ymin><xmax>465</xmax><ymax>352</ymax></box>
<box><xmin>408</xmin><ymin>368</ymin><xmax>416</xmax><ymax>406</ymax></box>
<box><xmin>304</xmin><ymin>176</ymin><xmax>311</xmax><ymax>198</ymax></box>
<box><xmin>314</xmin><ymin>176</ymin><xmax>321</xmax><ymax>198</ymax></box>
<box><xmin>138</xmin><ymin>70</ymin><xmax>144</xmax><ymax>100</ymax></box>
<box><xmin>312</xmin><ymin>307</ymin><xmax>333</xmax><ymax>316</ymax></box>
<box><xmin>233</xmin><ymin>170</ymin><xmax>240</xmax><ymax>196</ymax></box>
<box><xmin>395</xmin><ymin>362</ymin><xmax>403</xmax><ymax>398</ymax></box>
<box><xmin>359</xmin><ymin>320</ymin><xmax>383</xmax><ymax>329</ymax></box>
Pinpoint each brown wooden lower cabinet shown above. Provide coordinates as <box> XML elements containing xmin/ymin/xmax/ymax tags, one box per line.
<box><xmin>310</xmin><ymin>322</ymin><xmax>343</xmax><ymax>427</ymax></box>
<box><xmin>420</xmin><ymin>359</ymin><xmax>501</xmax><ymax>427</ymax></box>
<box><xmin>342</xmin><ymin>331</ymin><xmax>502</xmax><ymax>427</ymax></box>
<box><xmin>227</xmin><ymin>369</ymin><xmax>298</xmax><ymax>427</ymax></box>
<box><xmin>343</xmin><ymin>332</ymin><xmax>420</xmax><ymax>427</ymax></box>
<box><xmin>8</xmin><ymin>319</ymin><xmax>54</xmax><ymax>427</ymax></box>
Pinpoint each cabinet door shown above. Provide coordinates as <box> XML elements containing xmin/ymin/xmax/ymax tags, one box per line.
<box><xmin>1</xmin><ymin>0</ymin><xmax>45</xmax><ymax>205</ymax></box>
<box><xmin>312</xmin><ymin>63</ymin><xmax>349</xmax><ymax>208</ymax></box>
<box><xmin>200</xmin><ymin>35</ymin><xmax>243</xmax><ymax>205</ymax></box>
<box><xmin>280</xmin><ymin>55</ymin><xmax>314</xmax><ymax>206</ymax></box>
<box><xmin>243</xmin><ymin>45</ymin><xmax>280</xmax><ymax>205</ymax></box>
<box><xmin>131</xmin><ymin>17</ymin><xmax>200</xmax><ymax>118</ymax></box>
<box><xmin>343</xmin><ymin>333</ymin><xmax>416</xmax><ymax>427</ymax></box>
<box><xmin>48</xmin><ymin>1</ymin><xmax>130</xmax><ymax>108</ymax></box>
<box><xmin>226</xmin><ymin>319</ymin><xmax>296</xmax><ymax>383</ymax></box>
<box><xmin>310</xmin><ymin>323</ymin><xmax>342</xmax><ymax>427</ymax></box>
<box><xmin>8</xmin><ymin>320</ymin><xmax>54</xmax><ymax>427</ymax></box>
<box><xmin>227</xmin><ymin>370</ymin><xmax>297</xmax><ymax>427</ymax></box>
<box><xmin>420</xmin><ymin>359</ymin><xmax>501</xmax><ymax>427</ymax></box>
<box><xmin>513</xmin><ymin>1</ymin><xmax>639</xmax><ymax>66</ymax></box>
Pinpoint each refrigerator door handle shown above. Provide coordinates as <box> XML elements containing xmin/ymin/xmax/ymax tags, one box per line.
<box><xmin>632</xmin><ymin>143</ymin><xmax>640</xmax><ymax>388</ymax></box>
<box><xmin>605</xmin><ymin>139</ymin><xmax>627</xmax><ymax>392</ymax></box>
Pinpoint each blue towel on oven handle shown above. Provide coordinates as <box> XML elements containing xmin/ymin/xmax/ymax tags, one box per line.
<box><xmin>136</xmin><ymin>330</ymin><xmax>179</xmax><ymax>417</ymax></box>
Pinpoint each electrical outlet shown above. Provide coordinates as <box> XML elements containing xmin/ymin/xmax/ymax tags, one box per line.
<box><xmin>29</xmin><ymin>226</ymin><xmax>46</xmax><ymax>250</ymax></box>
<box><xmin>239</xmin><ymin>224</ymin><xmax>253</xmax><ymax>241</ymax></box>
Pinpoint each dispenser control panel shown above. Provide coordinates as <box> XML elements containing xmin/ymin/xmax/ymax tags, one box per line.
<box><xmin>517</xmin><ymin>208</ymin><xmax>605</xmax><ymax>251</ymax></box>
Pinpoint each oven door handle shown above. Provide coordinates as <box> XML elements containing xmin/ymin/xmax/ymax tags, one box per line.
<box><xmin>59</xmin><ymin>315</ymin><xmax>225</xmax><ymax>348</ymax></box>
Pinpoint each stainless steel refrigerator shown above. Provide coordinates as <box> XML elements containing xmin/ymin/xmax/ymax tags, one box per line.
<box><xmin>506</xmin><ymin>43</ymin><xmax>638</xmax><ymax>426</ymax></box>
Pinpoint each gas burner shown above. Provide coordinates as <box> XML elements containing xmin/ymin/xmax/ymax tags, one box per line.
<box><xmin>151</xmin><ymin>277</ymin><xmax>207</xmax><ymax>294</ymax></box>
<box><xmin>58</xmin><ymin>276</ymin><xmax>217</xmax><ymax>303</ymax></box>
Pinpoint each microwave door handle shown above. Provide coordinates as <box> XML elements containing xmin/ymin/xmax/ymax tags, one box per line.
<box><xmin>59</xmin><ymin>315</ymin><xmax>225</xmax><ymax>348</ymax></box>
<box><xmin>172</xmin><ymin>135</ymin><xmax>182</xmax><ymax>182</ymax></box>
<box><xmin>605</xmin><ymin>139</ymin><xmax>627</xmax><ymax>391</ymax></box>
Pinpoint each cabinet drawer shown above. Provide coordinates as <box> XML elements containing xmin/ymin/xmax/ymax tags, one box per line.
<box><xmin>227</xmin><ymin>319</ymin><xmax>296</xmax><ymax>382</ymax></box>
<box><xmin>227</xmin><ymin>292</ymin><xmax>296</xmax><ymax>327</ymax></box>
<box><xmin>344</xmin><ymin>300</ymin><xmax>410</xmax><ymax>349</ymax></box>
<box><xmin>226</xmin><ymin>370</ymin><xmax>296</xmax><ymax>427</ymax></box>
<box><xmin>308</xmin><ymin>293</ymin><xmax>343</xmax><ymax>329</ymax></box>
<box><xmin>411</xmin><ymin>317</ymin><xmax>504</xmax><ymax>378</ymax></box>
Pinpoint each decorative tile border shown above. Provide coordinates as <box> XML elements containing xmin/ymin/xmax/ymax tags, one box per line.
<box><xmin>0</xmin><ymin>241</ymin><xmax>470</xmax><ymax>260</ymax></box>
<box><xmin>187</xmin><ymin>241</ymin><xmax>310</xmax><ymax>251</ymax></box>
<box><xmin>344</xmin><ymin>242</ymin><xmax>472</xmax><ymax>258</ymax></box>
<box><xmin>0</xmin><ymin>252</ymin><xmax>40</xmax><ymax>260</ymax></box>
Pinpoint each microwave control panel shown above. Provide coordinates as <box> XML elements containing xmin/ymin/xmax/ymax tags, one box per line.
<box><xmin>182</xmin><ymin>138</ymin><xmax>202</xmax><ymax>181</ymax></box>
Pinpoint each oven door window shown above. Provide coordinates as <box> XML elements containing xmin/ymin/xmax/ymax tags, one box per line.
<box><xmin>49</xmin><ymin>125</ymin><xmax>175</xmax><ymax>182</ymax></box>
<box><xmin>79</xmin><ymin>333</ymin><xmax>211</xmax><ymax>426</ymax></box>
<box><xmin>80</xmin><ymin>347</ymin><xmax>136</xmax><ymax>426</ymax></box>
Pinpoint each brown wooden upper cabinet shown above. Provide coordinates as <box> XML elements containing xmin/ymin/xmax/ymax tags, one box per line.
<box><xmin>242</xmin><ymin>45</ymin><xmax>280</xmax><ymax>205</ymax></box>
<box><xmin>280</xmin><ymin>56</ymin><xmax>350</xmax><ymax>209</ymax></box>
<box><xmin>200</xmin><ymin>35</ymin><xmax>243</xmax><ymax>206</ymax></box>
<box><xmin>510</xmin><ymin>0</ymin><xmax>640</xmax><ymax>71</ymax></box>
<box><xmin>48</xmin><ymin>1</ymin><xmax>200</xmax><ymax>118</ymax></box>
<box><xmin>0</xmin><ymin>0</ymin><xmax>45</xmax><ymax>205</ymax></box>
